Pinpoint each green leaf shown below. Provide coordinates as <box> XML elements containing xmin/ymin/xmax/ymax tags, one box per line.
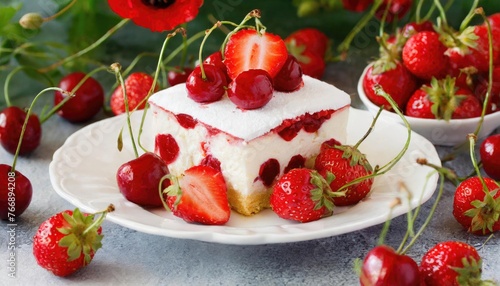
<box><xmin>0</xmin><ymin>5</ymin><xmax>19</xmax><ymax>28</ymax></box>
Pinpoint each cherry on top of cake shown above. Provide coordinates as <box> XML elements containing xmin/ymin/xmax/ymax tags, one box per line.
<box><xmin>149</xmin><ymin>75</ymin><xmax>351</xmax><ymax>141</ymax></box>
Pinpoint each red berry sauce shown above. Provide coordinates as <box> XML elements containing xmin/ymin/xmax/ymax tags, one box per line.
<box><xmin>258</xmin><ymin>158</ymin><xmax>280</xmax><ymax>187</ymax></box>
<box><xmin>155</xmin><ymin>134</ymin><xmax>179</xmax><ymax>164</ymax></box>
<box><xmin>284</xmin><ymin>155</ymin><xmax>306</xmax><ymax>174</ymax></box>
<box><xmin>274</xmin><ymin>110</ymin><xmax>334</xmax><ymax>141</ymax></box>
<box><xmin>175</xmin><ymin>113</ymin><xmax>197</xmax><ymax>129</ymax></box>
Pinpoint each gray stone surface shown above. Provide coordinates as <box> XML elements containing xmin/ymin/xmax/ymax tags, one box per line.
<box><xmin>1</xmin><ymin>50</ymin><xmax>500</xmax><ymax>286</ymax></box>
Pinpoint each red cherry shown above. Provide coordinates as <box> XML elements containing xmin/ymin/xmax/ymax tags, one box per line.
<box><xmin>228</xmin><ymin>69</ymin><xmax>274</xmax><ymax>110</ymax></box>
<box><xmin>0</xmin><ymin>164</ymin><xmax>32</xmax><ymax>220</ymax></box>
<box><xmin>0</xmin><ymin>106</ymin><xmax>41</xmax><ymax>155</ymax></box>
<box><xmin>116</xmin><ymin>152</ymin><xmax>170</xmax><ymax>207</ymax></box>
<box><xmin>167</xmin><ymin>66</ymin><xmax>194</xmax><ymax>86</ymax></box>
<box><xmin>186</xmin><ymin>64</ymin><xmax>227</xmax><ymax>103</ymax></box>
<box><xmin>204</xmin><ymin>51</ymin><xmax>230</xmax><ymax>82</ymax></box>
<box><xmin>480</xmin><ymin>134</ymin><xmax>500</xmax><ymax>180</ymax></box>
<box><xmin>273</xmin><ymin>54</ymin><xmax>303</xmax><ymax>92</ymax></box>
<box><xmin>154</xmin><ymin>134</ymin><xmax>179</xmax><ymax>164</ymax></box>
<box><xmin>54</xmin><ymin>72</ymin><xmax>104</xmax><ymax>123</ymax></box>
<box><xmin>360</xmin><ymin>245</ymin><xmax>420</xmax><ymax>286</ymax></box>
<box><xmin>258</xmin><ymin>158</ymin><xmax>280</xmax><ymax>187</ymax></box>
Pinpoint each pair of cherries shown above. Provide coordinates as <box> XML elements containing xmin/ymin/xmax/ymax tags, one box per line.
<box><xmin>185</xmin><ymin>52</ymin><xmax>303</xmax><ymax>110</ymax></box>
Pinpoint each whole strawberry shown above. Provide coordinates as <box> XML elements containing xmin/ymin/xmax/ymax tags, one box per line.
<box><xmin>270</xmin><ymin>168</ymin><xmax>340</xmax><ymax>223</ymax></box>
<box><xmin>284</xmin><ymin>27</ymin><xmax>329</xmax><ymax>59</ymax></box>
<box><xmin>405</xmin><ymin>76</ymin><xmax>482</xmax><ymax>120</ymax></box>
<box><xmin>453</xmin><ymin>176</ymin><xmax>500</xmax><ymax>235</ymax></box>
<box><xmin>420</xmin><ymin>241</ymin><xmax>491</xmax><ymax>286</ymax></box>
<box><xmin>110</xmin><ymin>72</ymin><xmax>158</xmax><ymax>115</ymax></box>
<box><xmin>314</xmin><ymin>140</ymin><xmax>373</xmax><ymax>206</ymax></box>
<box><xmin>402</xmin><ymin>31</ymin><xmax>449</xmax><ymax>80</ymax></box>
<box><xmin>33</xmin><ymin>206</ymin><xmax>113</xmax><ymax>276</ymax></box>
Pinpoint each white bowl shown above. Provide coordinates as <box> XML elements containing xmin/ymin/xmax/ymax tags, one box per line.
<box><xmin>357</xmin><ymin>65</ymin><xmax>500</xmax><ymax>146</ymax></box>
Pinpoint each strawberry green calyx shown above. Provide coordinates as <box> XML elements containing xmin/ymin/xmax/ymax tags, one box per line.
<box><xmin>161</xmin><ymin>174</ymin><xmax>181</xmax><ymax>210</ymax></box>
<box><xmin>371</xmin><ymin>32</ymin><xmax>405</xmax><ymax>75</ymax></box>
<box><xmin>334</xmin><ymin>145</ymin><xmax>373</xmax><ymax>173</ymax></box>
<box><xmin>465</xmin><ymin>191</ymin><xmax>500</xmax><ymax>234</ymax></box>
<box><xmin>58</xmin><ymin>205</ymin><xmax>114</xmax><ymax>264</ymax></box>
<box><xmin>309</xmin><ymin>170</ymin><xmax>340</xmax><ymax>214</ymax></box>
<box><xmin>425</xmin><ymin>76</ymin><xmax>466</xmax><ymax>121</ymax></box>
<box><xmin>452</xmin><ymin>257</ymin><xmax>496</xmax><ymax>286</ymax></box>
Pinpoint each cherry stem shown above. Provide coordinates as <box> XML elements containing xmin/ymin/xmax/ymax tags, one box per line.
<box><xmin>37</xmin><ymin>18</ymin><xmax>129</xmax><ymax>73</ymax></box>
<box><xmin>335</xmin><ymin>86</ymin><xmax>412</xmax><ymax>194</ymax></box>
<box><xmin>400</xmin><ymin>172</ymin><xmax>445</xmax><ymax>254</ymax></box>
<box><xmin>158</xmin><ymin>174</ymin><xmax>174</xmax><ymax>212</ymax></box>
<box><xmin>337</xmin><ymin>0</ymin><xmax>384</xmax><ymax>55</ymax></box>
<box><xmin>472</xmin><ymin>8</ymin><xmax>494</xmax><ymax>137</ymax></box>
<box><xmin>377</xmin><ymin>197</ymin><xmax>401</xmax><ymax>246</ymax></box>
<box><xmin>415</xmin><ymin>158</ymin><xmax>460</xmax><ymax>186</ymax></box>
<box><xmin>467</xmin><ymin>134</ymin><xmax>490</xmax><ymax>194</ymax></box>
<box><xmin>353</xmin><ymin>106</ymin><xmax>383</xmax><ymax>150</ymax></box>
<box><xmin>42</xmin><ymin>0</ymin><xmax>77</xmax><ymax>22</ymax></box>
<box><xmin>137</xmin><ymin>29</ymin><xmax>184</xmax><ymax>153</ymax></box>
<box><xmin>111</xmin><ymin>63</ymin><xmax>139</xmax><ymax>158</ymax></box>
<box><xmin>4</xmin><ymin>66</ymin><xmax>54</xmax><ymax>107</ymax></box>
<box><xmin>40</xmin><ymin>65</ymin><xmax>109</xmax><ymax>123</ymax></box>
<box><xmin>82</xmin><ymin>204</ymin><xmax>115</xmax><ymax>236</ymax></box>
<box><xmin>179</xmin><ymin>24</ymin><xmax>189</xmax><ymax>68</ymax></box>
<box><xmin>11</xmin><ymin>87</ymin><xmax>71</xmax><ymax>172</ymax></box>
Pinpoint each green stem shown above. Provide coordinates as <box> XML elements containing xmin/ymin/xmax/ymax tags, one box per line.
<box><xmin>432</xmin><ymin>0</ymin><xmax>448</xmax><ymax>26</ymax></box>
<box><xmin>11</xmin><ymin>87</ymin><xmax>68</xmax><ymax>172</ymax></box>
<box><xmin>4</xmin><ymin>66</ymin><xmax>54</xmax><ymax>107</ymax></box>
<box><xmin>37</xmin><ymin>18</ymin><xmax>129</xmax><ymax>73</ymax></box>
<box><xmin>112</xmin><ymin>64</ymin><xmax>139</xmax><ymax>158</ymax></box>
<box><xmin>467</xmin><ymin>134</ymin><xmax>490</xmax><ymax>194</ymax></box>
<box><xmin>378</xmin><ymin>0</ymin><xmax>393</xmax><ymax>37</ymax></box>
<box><xmin>337</xmin><ymin>0</ymin><xmax>384</xmax><ymax>54</ymax></box>
<box><xmin>473</xmin><ymin>8</ymin><xmax>493</xmax><ymax>137</ymax></box>
<box><xmin>179</xmin><ymin>26</ymin><xmax>188</xmax><ymax>68</ymax></box>
<box><xmin>220</xmin><ymin>9</ymin><xmax>260</xmax><ymax>57</ymax></box>
<box><xmin>82</xmin><ymin>204</ymin><xmax>115</xmax><ymax>236</ymax></box>
<box><xmin>459</xmin><ymin>0</ymin><xmax>479</xmax><ymax>32</ymax></box>
<box><xmin>43</xmin><ymin>0</ymin><xmax>78</xmax><ymax>22</ymax></box>
<box><xmin>400</xmin><ymin>173</ymin><xmax>445</xmax><ymax>254</ymax></box>
<box><xmin>137</xmin><ymin>30</ymin><xmax>182</xmax><ymax>153</ymax></box>
<box><xmin>354</xmin><ymin>106</ymin><xmax>383</xmax><ymax>150</ymax></box>
<box><xmin>377</xmin><ymin>198</ymin><xmax>401</xmax><ymax>246</ymax></box>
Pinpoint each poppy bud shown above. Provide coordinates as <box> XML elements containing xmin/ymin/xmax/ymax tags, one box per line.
<box><xmin>19</xmin><ymin>13</ymin><xmax>44</xmax><ymax>30</ymax></box>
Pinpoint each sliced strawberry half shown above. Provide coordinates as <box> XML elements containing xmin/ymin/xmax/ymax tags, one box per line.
<box><xmin>164</xmin><ymin>165</ymin><xmax>230</xmax><ymax>225</ymax></box>
<box><xmin>224</xmin><ymin>29</ymin><xmax>288</xmax><ymax>80</ymax></box>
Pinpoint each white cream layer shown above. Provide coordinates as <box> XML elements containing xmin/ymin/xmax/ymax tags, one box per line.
<box><xmin>148</xmin><ymin>75</ymin><xmax>351</xmax><ymax>141</ymax></box>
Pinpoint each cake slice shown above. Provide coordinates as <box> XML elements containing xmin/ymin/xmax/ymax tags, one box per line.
<box><xmin>148</xmin><ymin>75</ymin><xmax>351</xmax><ymax>216</ymax></box>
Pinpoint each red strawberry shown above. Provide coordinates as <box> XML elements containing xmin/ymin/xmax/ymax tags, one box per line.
<box><xmin>474</xmin><ymin>66</ymin><xmax>500</xmax><ymax>113</ymax></box>
<box><xmin>314</xmin><ymin>140</ymin><xmax>373</xmax><ymax>206</ymax></box>
<box><xmin>33</xmin><ymin>206</ymin><xmax>113</xmax><ymax>276</ymax></box>
<box><xmin>362</xmin><ymin>61</ymin><xmax>417</xmax><ymax>110</ymax></box>
<box><xmin>270</xmin><ymin>168</ymin><xmax>338</xmax><ymax>223</ymax></box>
<box><xmin>405</xmin><ymin>76</ymin><xmax>482</xmax><ymax>120</ymax></box>
<box><xmin>401</xmin><ymin>20</ymin><xmax>435</xmax><ymax>38</ymax></box>
<box><xmin>402</xmin><ymin>31</ymin><xmax>449</xmax><ymax>80</ymax></box>
<box><xmin>110</xmin><ymin>72</ymin><xmax>158</xmax><ymax>115</ymax></box>
<box><xmin>453</xmin><ymin>176</ymin><xmax>500</xmax><ymax>235</ymax></box>
<box><xmin>291</xmin><ymin>49</ymin><xmax>326</xmax><ymax>79</ymax></box>
<box><xmin>284</xmin><ymin>27</ymin><xmax>330</xmax><ymax>58</ymax></box>
<box><xmin>445</xmin><ymin>25</ymin><xmax>500</xmax><ymax>73</ymax></box>
<box><xmin>360</xmin><ymin>245</ymin><xmax>421</xmax><ymax>286</ymax></box>
<box><xmin>163</xmin><ymin>165</ymin><xmax>230</xmax><ymax>225</ymax></box>
<box><xmin>485</xmin><ymin>12</ymin><xmax>500</xmax><ymax>33</ymax></box>
<box><xmin>223</xmin><ymin>29</ymin><xmax>288</xmax><ymax>80</ymax></box>
<box><xmin>420</xmin><ymin>241</ymin><xmax>488</xmax><ymax>286</ymax></box>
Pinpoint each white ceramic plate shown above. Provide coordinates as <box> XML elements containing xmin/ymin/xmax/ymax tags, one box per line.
<box><xmin>49</xmin><ymin>108</ymin><xmax>440</xmax><ymax>245</ymax></box>
<box><xmin>358</xmin><ymin>64</ymin><xmax>500</xmax><ymax>146</ymax></box>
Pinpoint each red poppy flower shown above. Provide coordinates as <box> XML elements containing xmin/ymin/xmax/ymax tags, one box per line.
<box><xmin>108</xmin><ymin>0</ymin><xmax>204</xmax><ymax>32</ymax></box>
